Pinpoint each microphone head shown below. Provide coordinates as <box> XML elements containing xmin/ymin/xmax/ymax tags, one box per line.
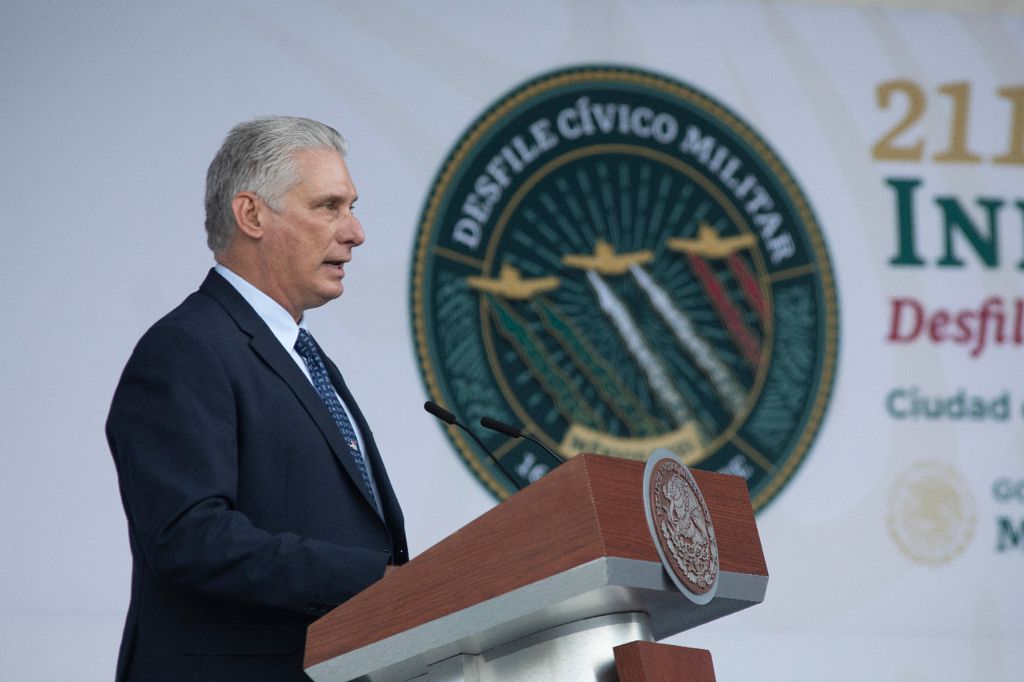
<box><xmin>423</xmin><ymin>400</ymin><xmax>457</xmax><ymax>425</ymax></box>
<box><xmin>480</xmin><ymin>416</ymin><xmax>522</xmax><ymax>438</ymax></box>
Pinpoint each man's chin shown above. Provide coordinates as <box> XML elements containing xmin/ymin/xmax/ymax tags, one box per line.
<box><xmin>318</xmin><ymin>282</ymin><xmax>345</xmax><ymax>303</ymax></box>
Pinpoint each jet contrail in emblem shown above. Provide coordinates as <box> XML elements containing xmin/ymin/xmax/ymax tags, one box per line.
<box><xmin>584</xmin><ymin>269</ymin><xmax>693</xmax><ymax>426</ymax></box>
<box><xmin>529</xmin><ymin>296</ymin><xmax>664</xmax><ymax>436</ymax></box>
<box><xmin>628</xmin><ymin>263</ymin><xmax>745</xmax><ymax>415</ymax></box>
<box><xmin>466</xmin><ymin>265</ymin><xmax>606</xmax><ymax>430</ymax></box>
<box><xmin>466</xmin><ymin>263</ymin><xmax>663</xmax><ymax>435</ymax></box>
<box><xmin>563</xmin><ymin>240</ymin><xmax>695</xmax><ymax>427</ymax></box>
<box><xmin>668</xmin><ymin>223</ymin><xmax>764</xmax><ymax>367</ymax></box>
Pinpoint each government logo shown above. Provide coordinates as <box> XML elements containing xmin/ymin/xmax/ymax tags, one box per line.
<box><xmin>887</xmin><ymin>460</ymin><xmax>976</xmax><ymax>564</ymax></box>
<box><xmin>411</xmin><ymin>65</ymin><xmax>838</xmax><ymax>510</ymax></box>
<box><xmin>644</xmin><ymin>449</ymin><xmax>719</xmax><ymax>604</ymax></box>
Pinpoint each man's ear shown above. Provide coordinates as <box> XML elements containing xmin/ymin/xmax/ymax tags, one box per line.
<box><xmin>231</xmin><ymin>192</ymin><xmax>265</xmax><ymax>239</ymax></box>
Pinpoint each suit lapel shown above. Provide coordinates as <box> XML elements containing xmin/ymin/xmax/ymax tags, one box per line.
<box><xmin>199</xmin><ymin>270</ymin><xmax>382</xmax><ymax>516</ymax></box>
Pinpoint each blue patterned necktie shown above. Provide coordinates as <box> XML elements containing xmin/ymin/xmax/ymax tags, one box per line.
<box><xmin>294</xmin><ymin>329</ymin><xmax>378</xmax><ymax>511</ymax></box>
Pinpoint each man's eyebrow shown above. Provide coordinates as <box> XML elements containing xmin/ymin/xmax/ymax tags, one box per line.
<box><xmin>312</xmin><ymin>193</ymin><xmax>353</xmax><ymax>205</ymax></box>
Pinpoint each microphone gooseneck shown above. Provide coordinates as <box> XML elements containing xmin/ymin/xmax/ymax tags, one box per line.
<box><xmin>422</xmin><ymin>402</ymin><xmax>522</xmax><ymax>491</ymax></box>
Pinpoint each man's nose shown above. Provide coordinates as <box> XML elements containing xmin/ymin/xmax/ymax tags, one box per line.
<box><xmin>339</xmin><ymin>216</ymin><xmax>365</xmax><ymax>246</ymax></box>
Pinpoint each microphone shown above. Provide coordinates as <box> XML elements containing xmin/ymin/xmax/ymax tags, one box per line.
<box><xmin>479</xmin><ymin>416</ymin><xmax>564</xmax><ymax>464</ymax></box>
<box><xmin>423</xmin><ymin>401</ymin><xmax>522</xmax><ymax>491</ymax></box>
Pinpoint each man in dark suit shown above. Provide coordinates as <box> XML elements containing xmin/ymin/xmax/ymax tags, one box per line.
<box><xmin>107</xmin><ymin>116</ymin><xmax>407</xmax><ymax>681</ymax></box>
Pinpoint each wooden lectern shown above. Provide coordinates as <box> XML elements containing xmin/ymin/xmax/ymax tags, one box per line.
<box><xmin>304</xmin><ymin>453</ymin><xmax>767</xmax><ymax>681</ymax></box>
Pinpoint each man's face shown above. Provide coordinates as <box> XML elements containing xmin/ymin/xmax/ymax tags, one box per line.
<box><xmin>258</xmin><ymin>148</ymin><xmax>364</xmax><ymax>320</ymax></box>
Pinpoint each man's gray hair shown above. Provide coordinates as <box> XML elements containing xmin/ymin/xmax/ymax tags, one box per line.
<box><xmin>204</xmin><ymin>115</ymin><xmax>347</xmax><ymax>252</ymax></box>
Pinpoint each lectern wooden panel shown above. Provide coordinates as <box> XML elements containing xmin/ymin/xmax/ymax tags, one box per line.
<box><xmin>614</xmin><ymin>641</ymin><xmax>717</xmax><ymax>681</ymax></box>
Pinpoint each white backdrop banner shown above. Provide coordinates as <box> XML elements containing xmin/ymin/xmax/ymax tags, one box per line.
<box><xmin>1</xmin><ymin>1</ymin><xmax>1021</xmax><ymax>680</ymax></box>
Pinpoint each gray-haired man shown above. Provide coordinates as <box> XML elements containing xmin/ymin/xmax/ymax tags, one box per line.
<box><xmin>108</xmin><ymin>116</ymin><xmax>407</xmax><ymax>681</ymax></box>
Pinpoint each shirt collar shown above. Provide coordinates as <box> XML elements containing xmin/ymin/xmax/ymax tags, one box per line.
<box><xmin>214</xmin><ymin>263</ymin><xmax>306</xmax><ymax>349</ymax></box>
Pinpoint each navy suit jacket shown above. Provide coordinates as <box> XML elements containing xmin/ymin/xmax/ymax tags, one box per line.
<box><xmin>107</xmin><ymin>270</ymin><xmax>407</xmax><ymax>681</ymax></box>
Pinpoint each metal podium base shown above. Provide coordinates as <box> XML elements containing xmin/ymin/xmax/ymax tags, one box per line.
<box><xmin>306</xmin><ymin>555</ymin><xmax>766</xmax><ymax>681</ymax></box>
<box><xmin>420</xmin><ymin>612</ymin><xmax>652</xmax><ymax>682</ymax></box>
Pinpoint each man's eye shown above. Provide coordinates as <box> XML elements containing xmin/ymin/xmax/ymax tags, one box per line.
<box><xmin>322</xmin><ymin>201</ymin><xmax>338</xmax><ymax>210</ymax></box>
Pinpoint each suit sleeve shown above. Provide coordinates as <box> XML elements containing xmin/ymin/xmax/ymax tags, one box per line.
<box><xmin>106</xmin><ymin>322</ymin><xmax>390</xmax><ymax>616</ymax></box>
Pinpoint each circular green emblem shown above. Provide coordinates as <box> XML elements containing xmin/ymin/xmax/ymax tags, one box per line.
<box><xmin>411</xmin><ymin>65</ymin><xmax>838</xmax><ymax>510</ymax></box>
